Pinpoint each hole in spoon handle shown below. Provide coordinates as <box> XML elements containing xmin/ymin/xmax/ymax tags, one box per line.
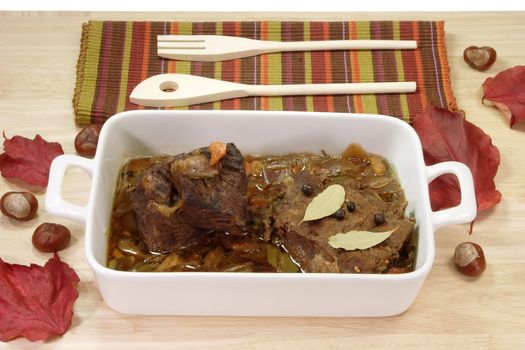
<box><xmin>159</xmin><ymin>81</ymin><xmax>179</xmax><ymax>93</ymax></box>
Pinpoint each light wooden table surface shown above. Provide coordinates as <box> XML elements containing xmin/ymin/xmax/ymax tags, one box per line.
<box><xmin>0</xmin><ymin>11</ymin><xmax>524</xmax><ymax>350</ymax></box>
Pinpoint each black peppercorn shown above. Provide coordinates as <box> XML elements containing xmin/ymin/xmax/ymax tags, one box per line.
<box><xmin>333</xmin><ymin>209</ymin><xmax>345</xmax><ymax>220</ymax></box>
<box><xmin>346</xmin><ymin>201</ymin><xmax>356</xmax><ymax>212</ymax></box>
<box><xmin>374</xmin><ymin>213</ymin><xmax>385</xmax><ymax>225</ymax></box>
<box><xmin>301</xmin><ymin>184</ymin><xmax>314</xmax><ymax>196</ymax></box>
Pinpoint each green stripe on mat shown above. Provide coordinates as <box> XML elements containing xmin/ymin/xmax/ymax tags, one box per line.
<box><xmin>267</xmin><ymin>22</ymin><xmax>283</xmax><ymax>112</ymax></box>
<box><xmin>393</xmin><ymin>21</ymin><xmax>411</xmax><ymax>123</ymax></box>
<box><xmin>356</xmin><ymin>22</ymin><xmax>379</xmax><ymax>115</ymax></box>
<box><xmin>78</xmin><ymin>21</ymin><xmax>103</xmax><ymax>124</ymax></box>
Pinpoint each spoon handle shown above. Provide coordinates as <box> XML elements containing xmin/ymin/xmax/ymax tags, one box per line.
<box><xmin>245</xmin><ymin>82</ymin><xmax>417</xmax><ymax>96</ymax></box>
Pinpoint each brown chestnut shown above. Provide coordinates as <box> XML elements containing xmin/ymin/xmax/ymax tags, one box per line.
<box><xmin>75</xmin><ymin>124</ymin><xmax>102</xmax><ymax>157</ymax></box>
<box><xmin>463</xmin><ymin>46</ymin><xmax>497</xmax><ymax>71</ymax></box>
<box><xmin>32</xmin><ymin>223</ymin><xmax>71</xmax><ymax>253</ymax></box>
<box><xmin>454</xmin><ymin>242</ymin><xmax>486</xmax><ymax>277</ymax></box>
<box><xmin>0</xmin><ymin>191</ymin><xmax>38</xmax><ymax>221</ymax></box>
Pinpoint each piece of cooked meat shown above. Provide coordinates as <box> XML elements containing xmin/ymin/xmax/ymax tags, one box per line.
<box><xmin>132</xmin><ymin>159</ymin><xmax>205</xmax><ymax>253</ymax></box>
<box><xmin>171</xmin><ymin>143</ymin><xmax>248</xmax><ymax>236</ymax></box>
<box><xmin>272</xmin><ymin>169</ymin><xmax>414</xmax><ymax>273</ymax></box>
<box><xmin>131</xmin><ymin>143</ymin><xmax>248</xmax><ymax>253</ymax></box>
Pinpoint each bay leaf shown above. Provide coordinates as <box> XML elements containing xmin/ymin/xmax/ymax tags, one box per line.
<box><xmin>302</xmin><ymin>184</ymin><xmax>345</xmax><ymax>222</ymax></box>
<box><xmin>266</xmin><ymin>245</ymin><xmax>299</xmax><ymax>273</ymax></box>
<box><xmin>328</xmin><ymin>228</ymin><xmax>397</xmax><ymax>250</ymax></box>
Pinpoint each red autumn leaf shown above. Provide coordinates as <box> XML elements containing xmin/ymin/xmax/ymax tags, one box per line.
<box><xmin>413</xmin><ymin>105</ymin><xmax>501</xmax><ymax>213</ymax></box>
<box><xmin>0</xmin><ymin>134</ymin><xmax>64</xmax><ymax>187</ymax></box>
<box><xmin>0</xmin><ymin>254</ymin><xmax>80</xmax><ymax>342</ymax></box>
<box><xmin>482</xmin><ymin>65</ymin><xmax>525</xmax><ymax>127</ymax></box>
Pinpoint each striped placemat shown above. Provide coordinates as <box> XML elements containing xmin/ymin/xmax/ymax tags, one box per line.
<box><xmin>74</xmin><ymin>20</ymin><xmax>456</xmax><ymax>125</ymax></box>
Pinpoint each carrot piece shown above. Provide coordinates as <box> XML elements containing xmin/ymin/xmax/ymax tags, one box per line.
<box><xmin>112</xmin><ymin>248</ymin><xmax>124</xmax><ymax>259</ymax></box>
<box><xmin>248</xmin><ymin>196</ymin><xmax>268</xmax><ymax>208</ymax></box>
<box><xmin>209</xmin><ymin>141</ymin><xmax>227</xmax><ymax>165</ymax></box>
<box><xmin>244</xmin><ymin>161</ymin><xmax>252</xmax><ymax>175</ymax></box>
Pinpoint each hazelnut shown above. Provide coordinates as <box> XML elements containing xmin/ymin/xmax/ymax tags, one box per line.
<box><xmin>454</xmin><ymin>242</ymin><xmax>486</xmax><ymax>277</ymax></box>
<box><xmin>0</xmin><ymin>191</ymin><xmax>38</xmax><ymax>221</ymax></box>
<box><xmin>32</xmin><ymin>223</ymin><xmax>71</xmax><ymax>253</ymax></box>
<box><xmin>75</xmin><ymin>124</ymin><xmax>102</xmax><ymax>157</ymax></box>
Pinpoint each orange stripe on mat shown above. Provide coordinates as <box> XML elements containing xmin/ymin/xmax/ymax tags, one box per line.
<box><xmin>137</xmin><ymin>22</ymin><xmax>152</xmax><ymax>110</ymax></box>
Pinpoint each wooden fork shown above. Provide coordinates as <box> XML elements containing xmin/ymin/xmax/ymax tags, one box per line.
<box><xmin>157</xmin><ymin>35</ymin><xmax>417</xmax><ymax>61</ymax></box>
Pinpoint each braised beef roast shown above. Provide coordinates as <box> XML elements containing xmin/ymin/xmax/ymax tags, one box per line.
<box><xmin>271</xmin><ymin>173</ymin><xmax>414</xmax><ymax>273</ymax></box>
<box><xmin>245</xmin><ymin>152</ymin><xmax>415</xmax><ymax>274</ymax></box>
<box><xmin>109</xmin><ymin>144</ymin><xmax>416</xmax><ymax>273</ymax></box>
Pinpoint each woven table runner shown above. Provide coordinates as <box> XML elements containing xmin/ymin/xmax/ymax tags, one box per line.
<box><xmin>74</xmin><ymin>20</ymin><xmax>456</xmax><ymax>126</ymax></box>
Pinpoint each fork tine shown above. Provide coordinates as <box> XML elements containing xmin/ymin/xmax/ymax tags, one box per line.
<box><xmin>157</xmin><ymin>35</ymin><xmax>206</xmax><ymax>50</ymax></box>
<box><xmin>158</xmin><ymin>51</ymin><xmax>206</xmax><ymax>59</ymax></box>
<box><xmin>157</xmin><ymin>35</ymin><xmax>205</xmax><ymax>42</ymax></box>
<box><xmin>157</xmin><ymin>42</ymin><xmax>206</xmax><ymax>49</ymax></box>
<box><xmin>157</xmin><ymin>49</ymin><xmax>216</xmax><ymax>61</ymax></box>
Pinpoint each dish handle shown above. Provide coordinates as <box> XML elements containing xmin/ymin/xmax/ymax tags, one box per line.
<box><xmin>45</xmin><ymin>155</ymin><xmax>94</xmax><ymax>225</ymax></box>
<box><xmin>426</xmin><ymin>162</ymin><xmax>477</xmax><ymax>230</ymax></box>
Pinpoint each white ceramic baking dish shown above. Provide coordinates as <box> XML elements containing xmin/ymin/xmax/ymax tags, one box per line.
<box><xmin>46</xmin><ymin>110</ymin><xmax>476</xmax><ymax>317</ymax></box>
